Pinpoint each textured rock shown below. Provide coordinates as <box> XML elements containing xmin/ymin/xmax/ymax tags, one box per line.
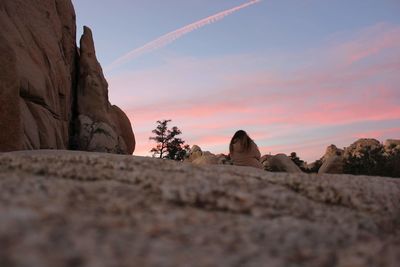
<box><xmin>0</xmin><ymin>0</ymin><xmax>135</xmax><ymax>154</ymax></box>
<box><xmin>0</xmin><ymin>0</ymin><xmax>77</xmax><ymax>151</ymax></box>
<box><xmin>75</xmin><ymin>115</ymin><xmax>128</xmax><ymax>154</ymax></box>
<box><xmin>0</xmin><ymin>150</ymin><xmax>399</xmax><ymax>267</ymax></box>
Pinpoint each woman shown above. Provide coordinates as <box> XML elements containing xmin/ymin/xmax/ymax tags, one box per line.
<box><xmin>229</xmin><ymin>130</ymin><xmax>263</xmax><ymax>169</ymax></box>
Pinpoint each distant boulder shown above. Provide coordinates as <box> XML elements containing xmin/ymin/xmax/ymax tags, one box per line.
<box><xmin>322</xmin><ymin>144</ymin><xmax>344</xmax><ymax>162</ymax></box>
<box><xmin>186</xmin><ymin>145</ymin><xmax>219</xmax><ymax>165</ymax></box>
<box><xmin>318</xmin><ymin>155</ymin><xmax>344</xmax><ymax>174</ymax></box>
<box><xmin>261</xmin><ymin>154</ymin><xmax>302</xmax><ymax>173</ymax></box>
<box><xmin>317</xmin><ymin>144</ymin><xmax>345</xmax><ymax>174</ymax></box>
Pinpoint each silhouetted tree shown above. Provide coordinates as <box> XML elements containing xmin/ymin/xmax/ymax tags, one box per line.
<box><xmin>343</xmin><ymin>145</ymin><xmax>400</xmax><ymax>178</ymax></box>
<box><xmin>149</xmin><ymin>120</ymin><xmax>190</xmax><ymax>161</ymax></box>
<box><xmin>383</xmin><ymin>150</ymin><xmax>400</xmax><ymax>178</ymax></box>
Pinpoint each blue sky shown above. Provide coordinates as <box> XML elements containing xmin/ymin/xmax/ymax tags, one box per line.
<box><xmin>72</xmin><ymin>0</ymin><xmax>400</xmax><ymax>161</ymax></box>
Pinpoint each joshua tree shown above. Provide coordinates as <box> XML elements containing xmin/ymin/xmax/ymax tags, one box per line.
<box><xmin>149</xmin><ymin>120</ymin><xmax>190</xmax><ymax>161</ymax></box>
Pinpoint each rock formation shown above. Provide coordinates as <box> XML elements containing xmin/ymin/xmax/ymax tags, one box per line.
<box><xmin>0</xmin><ymin>0</ymin><xmax>77</xmax><ymax>151</ymax></box>
<box><xmin>1</xmin><ymin>150</ymin><xmax>399</xmax><ymax>267</ymax></box>
<box><xmin>0</xmin><ymin>0</ymin><xmax>135</xmax><ymax>154</ymax></box>
<box><xmin>73</xmin><ymin>27</ymin><xmax>135</xmax><ymax>154</ymax></box>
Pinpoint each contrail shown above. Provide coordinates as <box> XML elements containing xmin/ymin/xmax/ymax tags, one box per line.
<box><xmin>107</xmin><ymin>0</ymin><xmax>261</xmax><ymax>71</ymax></box>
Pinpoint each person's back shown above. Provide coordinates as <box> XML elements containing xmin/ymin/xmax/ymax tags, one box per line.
<box><xmin>229</xmin><ymin>130</ymin><xmax>263</xmax><ymax>169</ymax></box>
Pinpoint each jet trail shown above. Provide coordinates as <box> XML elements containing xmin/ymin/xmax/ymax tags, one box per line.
<box><xmin>107</xmin><ymin>0</ymin><xmax>261</xmax><ymax>71</ymax></box>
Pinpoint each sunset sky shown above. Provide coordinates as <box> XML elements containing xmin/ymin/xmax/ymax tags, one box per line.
<box><xmin>72</xmin><ymin>0</ymin><xmax>400</xmax><ymax>162</ymax></box>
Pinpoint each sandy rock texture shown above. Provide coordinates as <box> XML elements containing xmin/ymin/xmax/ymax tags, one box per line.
<box><xmin>0</xmin><ymin>0</ymin><xmax>134</xmax><ymax>154</ymax></box>
<box><xmin>0</xmin><ymin>151</ymin><xmax>399</xmax><ymax>267</ymax></box>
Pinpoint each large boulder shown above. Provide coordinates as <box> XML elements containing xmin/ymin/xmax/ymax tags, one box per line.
<box><xmin>0</xmin><ymin>0</ymin><xmax>135</xmax><ymax>154</ymax></box>
<box><xmin>261</xmin><ymin>153</ymin><xmax>302</xmax><ymax>173</ymax></box>
<box><xmin>186</xmin><ymin>145</ymin><xmax>219</xmax><ymax>165</ymax></box>
<box><xmin>0</xmin><ymin>0</ymin><xmax>77</xmax><ymax>151</ymax></box>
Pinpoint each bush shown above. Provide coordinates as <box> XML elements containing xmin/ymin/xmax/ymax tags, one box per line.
<box><xmin>149</xmin><ymin>120</ymin><xmax>190</xmax><ymax>161</ymax></box>
<box><xmin>344</xmin><ymin>147</ymin><xmax>400</xmax><ymax>178</ymax></box>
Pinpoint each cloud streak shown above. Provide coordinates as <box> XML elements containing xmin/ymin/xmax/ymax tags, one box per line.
<box><xmin>107</xmin><ymin>0</ymin><xmax>261</xmax><ymax>71</ymax></box>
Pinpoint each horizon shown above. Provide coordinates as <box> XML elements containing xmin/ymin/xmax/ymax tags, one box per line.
<box><xmin>72</xmin><ymin>0</ymin><xmax>400</xmax><ymax>162</ymax></box>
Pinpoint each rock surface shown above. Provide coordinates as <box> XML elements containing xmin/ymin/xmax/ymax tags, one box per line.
<box><xmin>3</xmin><ymin>151</ymin><xmax>398</xmax><ymax>267</ymax></box>
<box><xmin>0</xmin><ymin>0</ymin><xmax>135</xmax><ymax>154</ymax></box>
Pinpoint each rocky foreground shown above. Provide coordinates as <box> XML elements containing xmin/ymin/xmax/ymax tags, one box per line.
<box><xmin>0</xmin><ymin>151</ymin><xmax>399</xmax><ymax>267</ymax></box>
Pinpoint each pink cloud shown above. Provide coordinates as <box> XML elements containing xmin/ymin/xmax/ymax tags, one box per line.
<box><xmin>109</xmin><ymin>23</ymin><xmax>400</xmax><ymax>160</ymax></box>
<box><xmin>337</xmin><ymin>23</ymin><xmax>400</xmax><ymax>64</ymax></box>
<box><xmin>353</xmin><ymin>127</ymin><xmax>400</xmax><ymax>140</ymax></box>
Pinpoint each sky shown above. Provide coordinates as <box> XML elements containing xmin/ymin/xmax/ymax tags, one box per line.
<box><xmin>72</xmin><ymin>0</ymin><xmax>400</xmax><ymax>162</ymax></box>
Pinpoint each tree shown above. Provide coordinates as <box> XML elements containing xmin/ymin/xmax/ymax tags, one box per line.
<box><xmin>344</xmin><ymin>146</ymin><xmax>400</xmax><ymax>178</ymax></box>
<box><xmin>149</xmin><ymin>120</ymin><xmax>190</xmax><ymax>161</ymax></box>
<box><xmin>289</xmin><ymin>152</ymin><xmax>308</xmax><ymax>172</ymax></box>
<box><xmin>343</xmin><ymin>146</ymin><xmax>385</xmax><ymax>176</ymax></box>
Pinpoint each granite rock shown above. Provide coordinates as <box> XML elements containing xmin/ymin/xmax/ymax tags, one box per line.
<box><xmin>2</xmin><ymin>151</ymin><xmax>398</xmax><ymax>267</ymax></box>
